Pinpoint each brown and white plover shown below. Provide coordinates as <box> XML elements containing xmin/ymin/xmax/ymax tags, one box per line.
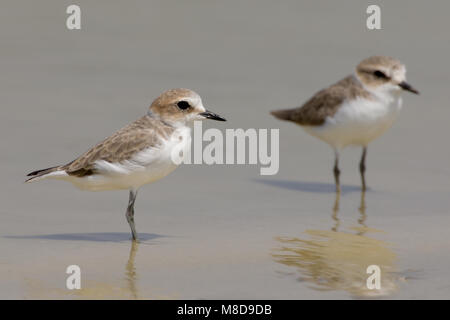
<box><xmin>26</xmin><ymin>88</ymin><xmax>226</xmax><ymax>240</ymax></box>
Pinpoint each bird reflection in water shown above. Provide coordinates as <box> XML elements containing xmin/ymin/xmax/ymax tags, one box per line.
<box><xmin>24</xmin><ymin>240</ymin><xmax>142</xmax><ymax>299</ymax></box>
<box><xmin>125</xmin><ymin>240</ymin><xmax>140</xmax><ymax>299</ymax></box>
<box><xmin>273</xmin><ymin>191</ymin><xmax>398</xmax><ymax>298</ymax></box>
<box><xmin>72</xmin><ymin>240</ymin><xmax>141</xmax><ymax>299</ymax></box>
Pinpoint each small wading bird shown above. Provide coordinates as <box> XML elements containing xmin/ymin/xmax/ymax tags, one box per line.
<box><xmin>26</xmin><ymin>88</ymin><xmax>226</xmax><ymax>241</ymax></box>
<box><xmin>271</xmin><ymin>56</ymin><xmax>419</xmax><ymax>192</ymax></box>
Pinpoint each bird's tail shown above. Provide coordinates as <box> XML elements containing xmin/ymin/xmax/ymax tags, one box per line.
<box><xmin>270</xmin><ymin>109</ymin><xmax>293</xmax><ymax>121</ymax></box>
<box><xmin>26</xmin><ymin>166</ymin><xmax>61</xmax><ymax>183</ymax></box>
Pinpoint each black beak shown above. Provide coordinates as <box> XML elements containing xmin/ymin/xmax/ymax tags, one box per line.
<box><xmin>200</xmin><ymin>110</ymin><xmax>226</xmax><ymax>121</ymax></box>
<box><xmin>399</xmin><ymin>81</ymin><xmax>419</xmax><ymax>95</ymax></box>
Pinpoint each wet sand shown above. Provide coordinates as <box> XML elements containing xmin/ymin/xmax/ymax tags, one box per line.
<box><xmin>1</xmin><ymin>1</ymin><xmax>450</xmax><ymax>299</ymax></box>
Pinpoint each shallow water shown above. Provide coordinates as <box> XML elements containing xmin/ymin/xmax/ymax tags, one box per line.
<box><xmin>1</xmin><ymin>0</ymin><xmax>450</xmax><ymax>299</ymax></box>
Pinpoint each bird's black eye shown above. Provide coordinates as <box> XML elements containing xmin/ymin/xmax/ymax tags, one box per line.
<box><xmin>177</xmin><ymin>101</ymin><xmax>190</xmax><ymax>110</ymax></box>
<box><xmin>373</xmin><ymin>70</ymin><xmax>387</xmax><ymax>79</ymax></box>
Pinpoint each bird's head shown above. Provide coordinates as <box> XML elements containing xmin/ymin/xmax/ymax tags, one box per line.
<box><xmin>148</xmin><ymin>88</ymin><xmax>226</xmax><ymax>125</ymax></box>
<box><xmin>356</xmin><ymin>56</ymin><xmax>419</xmax><ymax>96</ymax></box>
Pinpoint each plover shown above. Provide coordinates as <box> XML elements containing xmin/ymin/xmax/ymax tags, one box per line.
<box><xmin>271</xmin><ymin>56</ymin><xmax>419</xmax><ymax>192</ymax></box>
<box><xmin>26</xmin><ymin>88</ymin><xmax>226</xmax><ymax>240</ymax></box>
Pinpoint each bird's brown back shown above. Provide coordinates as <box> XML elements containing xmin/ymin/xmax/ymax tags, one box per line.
<box><xmin>61</xmin><ymin>115</ymin><xmax>175</xmax><ymax>177</ymax></box>
<box><xmin>271</xmin><ymin>75</ymin><xmax>373</xmax><ymax>126</ymax></box>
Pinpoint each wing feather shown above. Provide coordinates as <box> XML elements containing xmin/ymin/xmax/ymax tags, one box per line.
<box><xmin>271</xmin><ymin>75</ymin><xmax>373</xmax><ymax>126</ymax></box>
<box><xmin>61</xmin><ymin>116</ymin><xmax>174</xmax><ymax>177</ymax></box>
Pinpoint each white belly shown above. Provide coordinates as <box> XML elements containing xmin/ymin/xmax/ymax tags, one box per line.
<box><xmin>63</xmin><ymin>127</ymin><xmax>191</xmax><ymax>191</ymax></box>
<box><xmin>303</xmin><ymin>96</ymin><xmax>402</xmax><ymax>149</ymax></box>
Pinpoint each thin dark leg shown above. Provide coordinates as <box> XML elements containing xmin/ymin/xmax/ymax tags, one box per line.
<box><xmin>126</xmin><ymin>190</ymin><xmax>138</xmax><ymax>241</ymax></box>
<box><xmin>360</xmin><ymin>147</ymin><xmax>367</xmax><ymax>191</ymax></box>
<box><xmin>333</xmin><ymin>150</ymin><xmax>341</xmax><ymax>193</ymax></box>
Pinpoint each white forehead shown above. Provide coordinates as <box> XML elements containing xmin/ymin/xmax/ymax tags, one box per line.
<box><xmin>375</xmin><ymin>61</ymin><xmax>406</xmax><ymax>82</ymax></box>
<box><xmin>391</xmin><ymin>65</ymin><xmax>407</xmax><ymax>82</ymax></box>
<box><xmin>182</xmin><ymin>92</ymin><xmax>205</xmax><ymax>111</ymax></box>
<box><xmin>357</xmin><ymin>56</ymin><xmax>407</xmax><ymax>82</ymax></box>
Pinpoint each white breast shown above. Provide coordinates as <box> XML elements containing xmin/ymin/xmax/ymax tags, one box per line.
<box><xmin>303</xmin><ymin>95</ymin><xmax>402</xmax><ymax>149</ymax></box>
<box><xmin>66</xmin><ymin>126</ymin><xmax>192</xmax><ymax>191</ymax></box>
